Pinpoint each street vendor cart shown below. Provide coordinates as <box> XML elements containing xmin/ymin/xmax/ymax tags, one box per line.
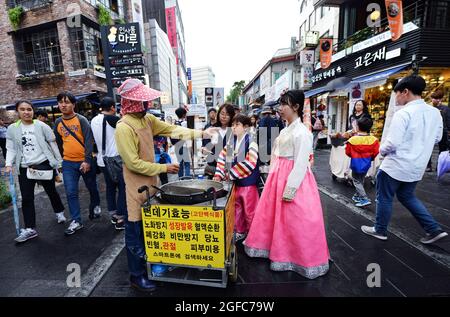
<box><xmin>139</xmin><ymin>179</ymin><xmax>238</xmax><ymax>288</ymax></box>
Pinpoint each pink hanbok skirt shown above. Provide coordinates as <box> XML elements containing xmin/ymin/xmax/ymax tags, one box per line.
<box><xmin>243</xmin><ymin>157</ymin><xmax>330</xmax><ymax>279</ymax></box>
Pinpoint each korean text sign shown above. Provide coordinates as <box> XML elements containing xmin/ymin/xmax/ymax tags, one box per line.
<box><xmin>107</xmin><ymin>23</ymin><xmax>142</xmax><ymax>56</ymax></box>
<box><xmin>142</xmin><ymin>205</ymin><xmax>225</xmax><ymax>269</ymax></box>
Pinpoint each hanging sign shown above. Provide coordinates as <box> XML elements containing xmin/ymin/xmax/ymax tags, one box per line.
<box><xmin>385</xmin><ymin>0</ymin><xmax>404</xmax><ymax>41</ymax></box>
<box><xmin>320</xmin><ymin>38</ymin><xmax>333</xmax><ymax>69</ymax></box>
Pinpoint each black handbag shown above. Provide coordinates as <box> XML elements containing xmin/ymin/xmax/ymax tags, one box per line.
<box><xmin>102</xmin><ymin>117</ymin><xmax>123</xmax><ymax>183</ymax></box>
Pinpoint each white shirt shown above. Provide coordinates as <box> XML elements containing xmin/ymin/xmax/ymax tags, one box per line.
<box><xmin>91</xmin><ymin>114</ymin><xmax>120</xmax><ymax>167</ymax></box>
<box><xmin>273</xmin><ymin>118</ymin><xmax>313</xmax><ymax>191</ymax></box>
<box><xmin>20</xmin><ymin>124</ymin><xmax>47</xmax><ymax>167</ymax></box>
<box><xmin>380</xmin><ymin>99</ymin><xmax>443</xmax><ymax>182</ymax></box>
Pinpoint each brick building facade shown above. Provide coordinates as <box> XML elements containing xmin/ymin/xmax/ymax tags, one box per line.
<box><xmin>0</xmin><ymin>0</ymin><xmax>132</xmax><ymax>106</ymax></box>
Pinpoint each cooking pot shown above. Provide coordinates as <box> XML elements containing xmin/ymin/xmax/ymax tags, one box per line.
<box><xmin>149</xmin><ymin>179</ymin><xmax>228</xmax><ymax>205</ymax></box>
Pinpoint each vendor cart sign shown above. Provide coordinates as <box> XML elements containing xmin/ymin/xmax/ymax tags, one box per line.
<box><xmin>142</xmin><ymin>205</ymin><xmax>225</xmax><ymax>268</ymax></box>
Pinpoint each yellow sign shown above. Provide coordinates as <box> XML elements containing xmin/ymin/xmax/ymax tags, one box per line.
<box><xmin>142</xmin><ymin>204</ymin><xmax>225</xmax><ymax>269</ymax></box>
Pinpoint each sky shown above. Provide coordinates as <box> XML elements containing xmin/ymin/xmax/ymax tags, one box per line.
<box><xmin>179</xmin><ymin>0</ymin><xmax>301</xmax><ymax>97</ymax></box>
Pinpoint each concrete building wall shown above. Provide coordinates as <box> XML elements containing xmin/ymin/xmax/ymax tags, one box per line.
<box><xmin>191</xmin><ymin>66</ymin><xmax>215</xmax><ymax>105</ymax></box>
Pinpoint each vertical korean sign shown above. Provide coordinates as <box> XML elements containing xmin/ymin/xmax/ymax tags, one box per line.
<box><xmin>142</xmin><ymin>204</ymin><xmax>226</xmax><ymax>268</ymax></box>
<box><xmin>101</xmin><ymin>23</ymin><xmax>143</xmax><ymax>97</ymax></box>
<box><xmin>165</xmin><ymin>6</ymin><xmax>178</xmax><ymax>65</ymax></box>
<box><xmin>385</xmin><ymin>1</ymin><xmax>403</xmax><ymax>41</ymax></box>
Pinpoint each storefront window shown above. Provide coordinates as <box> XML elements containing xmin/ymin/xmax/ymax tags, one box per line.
<box><xmin>365</xmin><ymin>85</ymin><xmax>391</xmax><ymax>139</ymax></box>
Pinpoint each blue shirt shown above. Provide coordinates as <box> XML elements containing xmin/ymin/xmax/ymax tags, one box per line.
<box><xmin>0</xmin><ymin>126</ymin><xmax>7</xmax><ymax>138</ymax></box>
<box><xmin>380</xmin><ymin>99</ymin><xmax>443</xmax><ymax>182</ymax></box>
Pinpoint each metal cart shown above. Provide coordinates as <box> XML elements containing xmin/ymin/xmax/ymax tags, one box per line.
<box><xmin>139</xmin><ymin>180</ymin><xmax>238</xmax><ymax>288</ymax></box>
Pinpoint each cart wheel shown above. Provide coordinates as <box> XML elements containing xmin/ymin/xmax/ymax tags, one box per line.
<box><xmin>229</xmin><ymin>244</ymin><xmax>238</xmax><ymax>283</ymax></box>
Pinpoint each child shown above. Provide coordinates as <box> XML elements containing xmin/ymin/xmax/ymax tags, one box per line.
<box><xmin>213</xmin><ymin>114</ymin><xmax>260</xmax><ymax>241</ymax></box>
<box><xmin>345</xmin><ymin>117</ymin><xmax>380</xmax><ymax>207</ymax></box>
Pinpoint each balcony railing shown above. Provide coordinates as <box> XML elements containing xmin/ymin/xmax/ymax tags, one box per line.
<box><xmin>333</xmin><ymin>1</ymin><xmax>427</xmax><ymax>53</ymax></box>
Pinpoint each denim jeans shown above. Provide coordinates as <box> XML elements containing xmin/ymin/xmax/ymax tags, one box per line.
<box><xmin>125</xmin><ymin>220</ymin><xmax>147</xmax><ymax>277</ymax></box>
<box><xmin>178</xmin><ymin>161</ymin><xmax>191</xmax><ymax>178</ymax></box>
<box><xmin>62</xmin><ymin>160</ymin><xmax>100</xmax><ymax>223</ymax></box>
<box><xmin>100</xmin><ymin>166</ymin><xmax>127</xmax><ymax>219</ymax></box>
<box><xmin>375</xmin><ymin>169</ymin><xmax>442</xmax><ymax>235</ymax></box>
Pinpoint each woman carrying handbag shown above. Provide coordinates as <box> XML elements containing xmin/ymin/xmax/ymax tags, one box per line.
<box><xmin>5</xmin><ymin>100</ymin><xmax>66</xmax><ymax>243</ymax></box>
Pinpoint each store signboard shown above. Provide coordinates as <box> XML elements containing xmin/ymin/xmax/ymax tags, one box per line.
<box><xmin>110</xmin><ymin>56</ymin><xmax>144</xmax><ymax>67</ymax></box>
<box><xmin>300</xmin><ymin>65</ymin><xmax>314</xmax><ymax>89</ymax></box>
<box><xmin>142</xmin><ymin>204</ymin><xmax>225</xmax><ymax>268</ymax></box>
<box><xmin>205</xmin><ymin>87</ymin><xmax>214</xmax><ymax>107</ymax></box>
<box><xmin>312</xmin><ymin>66</ymin><xmax>345</xmax><ymax>84</ymax></box>
<box><xmin>165</xmin><ymin>6</ymin><xmax>178</xmax><ymax>65</ymax></box>
<box><xmin>110</xmin><ymin>67</ymin><xmax>145</xmax><ymax>78</ymax></box>
<box><xmin>213</xmin><ymin>88</ymin><xmax>225</xmax><ymax>107</ymax></box>
<box><xmin>275</xmin><ymin>70</ymin><xmax>293</xmax><ymax>98</ymax></box>
<box><xmin>106</xmin><ymin>23</ymin><xmax>141</xmax><ymax>56</ymax></box>
<box><xmin>112</xmin><ymin>76</ymin><xmax>145</xmax><ymax>88</ymax></box>
<box><xmin>354</xmin><ymin>45</ymin><xmax>403</xmax><ymax>69</ymax></box>
<box><xmin>187</xmin><ymin>104</ymin><xmax>207</xmax><ymax>116</ymax></box>
<box><xmin>300</xmin><ymin>50</ymin><xmax>315</xmax><ymax>65</ymax></box>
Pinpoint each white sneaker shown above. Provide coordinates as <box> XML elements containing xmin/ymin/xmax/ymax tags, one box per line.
<box><xmin>56</xmin><ymin>212</ymin><xmax>66</xmax><ymax>224</ymax></box>
<box><xmin>94</xmin><ymin>205</ymin><xmax>102</xmax><ymax>216</ymax></box>
<box><xmin>15</xmin><ymin>228</ymin><xmax>38</xmax><ymax>243</ymax></box>
<box><xmin>361</xmin><ymin>226</ymin><xmax>388</xmax><ymax>240</ymax></box>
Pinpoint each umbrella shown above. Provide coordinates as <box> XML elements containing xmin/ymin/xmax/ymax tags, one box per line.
<box><xmin>437</xmin><ymin>150</ymin><xmax>450</xmax><ymax>182</ymax></box>
<box><xmin>8</xmin><ymin>171</ymin><xmax>20</xmax><ymax>235</ymax></box>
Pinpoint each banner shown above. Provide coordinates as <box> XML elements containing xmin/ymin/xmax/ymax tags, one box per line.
<box><xmin>385</xmin><ymin>0</ymin><xmax>403</xmax><ymax>41</ymax></box>
<box><xmin>320</xmin><ymin>38</ymin><xmax>333</xmax><ymax>69</ymax></box>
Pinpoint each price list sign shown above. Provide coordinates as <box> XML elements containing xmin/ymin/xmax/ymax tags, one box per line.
<box><xmin>142</xmin><ymin>205</ymin><xmax>226</xmax><ymax>269</ymax></box>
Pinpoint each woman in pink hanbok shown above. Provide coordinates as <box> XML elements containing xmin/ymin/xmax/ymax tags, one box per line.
<box><xmin>244</xmin><ymin>90</ymin><xmax>330</xmax><ymax>279</ymax></box>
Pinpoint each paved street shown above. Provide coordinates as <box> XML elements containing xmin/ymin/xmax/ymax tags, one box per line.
<box><xmin>1</xmin><ymin>149</ymin><xmax>449</xmax><ymax>297</ymax></box>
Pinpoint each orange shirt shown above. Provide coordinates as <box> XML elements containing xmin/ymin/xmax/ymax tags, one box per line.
<box><xmin>56</xmin><ymin>116</ymin><xmax>85</xmax><ymax>162</ymax></box>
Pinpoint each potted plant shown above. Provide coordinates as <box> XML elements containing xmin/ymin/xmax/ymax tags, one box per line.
<box><xmin>8</xmin><ymin>6</ymin><xmax>24</xmax><ymax>31</ymax></box>
<box><xmin>97</xmin><ymin>4</ymin><xmax>112</xmax><ymax>26</ymax></box>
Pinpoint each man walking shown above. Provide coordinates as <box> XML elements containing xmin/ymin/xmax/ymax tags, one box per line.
<box><xmin>91</xmin><ymin>97</ymin><xmax>126</xmax><ymax>230</ymax></box>
<box><xmin>361</xmin><ymin>75</ymin><xmax>448</xmax><ymax>244</ymax></box>
<box><xmin>54</xmin><ymin>92</ymin><xmax>101</xmax><ymax>236</ymax></box>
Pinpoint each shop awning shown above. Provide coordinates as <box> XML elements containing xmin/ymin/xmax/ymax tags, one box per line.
<box><xmin>305</xmin><ymin>86</ymin><xmax>333</xmax><ymax>98</ymax></box>
<box><xmin>351</xmin><ymin>64</ymin><xmax>409</xmax><ymax>85</ymax></box>
<box><xmin>324</xmin><ymin>77</ymin><xmax>352</xmax><ymax>91</ymax></box>
<box><xmin>5</xmin><ymin>92</ymin><xmax>99</xmax><ymax>110</ymax></box>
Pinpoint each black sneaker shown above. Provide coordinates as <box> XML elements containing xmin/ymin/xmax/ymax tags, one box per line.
<box><xmin>111</xmin><ymin>215</ymin><xmax>119</xmax><ymax>225</ymax></box>
<box><xmin>420</xmin><ymin>230</ymin><xmax>448</xmax><ymax>244</ymax></box>
<box><xmin>115</xmin><ymin>220</ymin><xmax>125</xmax><ymax>231</ymax></box>
<box><xmin>64</xmin><ymin>220</ymin><xmax>83</xmax><ymax>236</ymax></box>
<box><xmin>89</xmin><ymin>213</ymin><xmax>101</xmax><ymax>220</ymax></box>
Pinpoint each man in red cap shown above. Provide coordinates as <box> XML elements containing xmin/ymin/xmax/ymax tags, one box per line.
<box><xmin>115</xmin><ymin>78</ymin><xmax>218</xmax><ymax>292</ymax></box>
